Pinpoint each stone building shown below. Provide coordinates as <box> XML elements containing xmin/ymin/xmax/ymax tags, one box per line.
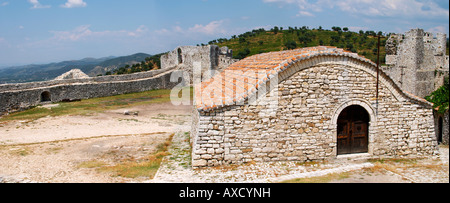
<box><xmin>161</xmin><ymin>45</ymin><xmax>238</xmax><ymax>83</ymax></box>
<box><xmin>191</xmin><ymin>46</ymin><xmax>439</xmax><ymax>167</ymax></box>
<box><xmin>383</xmin><ymin>28</ymin><xmax>449</xmax><ymax>98</ymax></box>
<box><xmin>384</xmin><ymin>28</ymin><xmax>449</xmax><ymax>146</ymax></box>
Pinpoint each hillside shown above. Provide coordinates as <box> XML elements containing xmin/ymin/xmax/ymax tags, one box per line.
<box><xmin>0</xmin><ymin>53</ymin><xmax>151</xmax><ymax>84</ymax></box>
<box><xmin>209</xmin><ymin>26</ymin><xmax>387</xmax><ymax>64</ymax></box>
<box><xmin>108</xmin><ymin>53</ymin><xmax>166</xmax><ymax>76</ymax></box>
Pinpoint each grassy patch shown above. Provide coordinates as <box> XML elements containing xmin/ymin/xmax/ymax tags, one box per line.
<box><xmin>367</xmin><ymin>157</ymin><xmax>445</xmax><ymax>174</ymax></box>
<box><xmin>0</xmin><ymin>87</ymin><xmax>193</xmax><ymax>122</ymax></box>
<box><xmin>77</xmin><ymin>160</ymin><xmax>108</xmax><ymax>169</ymax></box>
<box><xmin>9</xmin><ymin>147</ymin><xmax>32</xmax><ymax>156</ymax></box>
<box><xmin>81</xmin><ymin>133</ymin><xmax>175</xmax><ymax>179</ymax></box>
<box><xmin>281</xmin><ymin>172</ymin><xmax>351</xmax><ymax>183</ymax></box>
<box><xmin>97</xmin><ymin>151</ymin><xmax>170</xmax><ymax>179</ymax></box>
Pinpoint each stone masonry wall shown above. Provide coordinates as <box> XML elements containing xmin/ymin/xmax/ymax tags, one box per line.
<box><xmin>161</xmin><ymin>45</ymin><xmax>238</xmax><ymax>84</ymax></box>
<box><xmin>384</xmin><ymin>29</ymin><xmax>449</xmax><ymax>98</ymax></box>
<box><xmin>0</xmin><ymin>68</ymin><xmax>178</xmax><ymax>115</ymax></box>
<box><xmin>192</xmin><ymin>58</ymin><xmax>438</xmax><ymax>167</ymax></box>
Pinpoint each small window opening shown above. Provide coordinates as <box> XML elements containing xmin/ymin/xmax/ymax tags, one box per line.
<box><xmin>40</xmin><ymin>91</ymin><xmax>51</xmax><ymax>102</ymax></box>
<box><xmin>178</xmin><ymin>48</ymin><xmax>183</xmax><ymax>64</ymax></box>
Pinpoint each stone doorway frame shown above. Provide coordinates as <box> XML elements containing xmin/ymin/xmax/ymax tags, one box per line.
<box><xmin>331</xmin><ymin>99</ymin><xmax>377</xmax><ymax>157</ymax></box>
<box><xmin>40</xmin><ymin>91</ymin><xmax>52</xmax><ymax>103</ymax></box>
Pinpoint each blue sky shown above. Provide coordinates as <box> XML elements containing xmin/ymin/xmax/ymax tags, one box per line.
<box><xmin>0</xmin><ymin>0</ymin><xmax>448</xmax><ymax>66</ymax></box>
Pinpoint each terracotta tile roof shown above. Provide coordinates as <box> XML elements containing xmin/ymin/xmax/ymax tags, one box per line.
<box><xmin>194</xmin><ymin>46</ymin><xmax>376</xmax><ymax>111</ymax></box>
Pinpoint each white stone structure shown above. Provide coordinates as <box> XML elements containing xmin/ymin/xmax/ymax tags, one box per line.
<box><xmin>160</xmin><ymin>45</ymin><xmax>238</xmax><ymax>84</ymax></box>
<box><xmin>383</xmin><ymin>28</ymin><xmax>449</xmax><ymax>98</ymax></box>
<box><xmin>54</xmin><ymin>69</ymin><xmax>90</xmax><ymax>80</ymax></box>
<box><xmin>191</xmin><ymin>46</ymin><xmax>438</xmax><ymax>167</ymax></box>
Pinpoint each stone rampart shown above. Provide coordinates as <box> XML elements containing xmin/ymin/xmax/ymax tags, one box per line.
<box><xmin>0</xmin><ymin>67</ymin><xmax>178</xmax><ymax>116</ymax></box>
<box><xmin>161</xmin><ymin>45</ymin><xmax>238</xmax><ymax>83</ymax></box>
<box><xmin>384</xmin><ymin>29</ymin><xmax>449</xmax><ymax>98</ymax></box>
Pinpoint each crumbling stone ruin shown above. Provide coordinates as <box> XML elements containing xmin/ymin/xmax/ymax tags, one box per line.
<box><xmin>383</xmin><ymin>28</ymin><xmax>449</xmax><ymax>99</ymax></box>
<box><xmin>384</xmin><ymin>28</ymin><xmax>449</xmax><ymax>146</ymax></box>
<box><xmin>161</xmin><ymin>45</ymin><xmax>238</xmax><ymax>84</ymax></box>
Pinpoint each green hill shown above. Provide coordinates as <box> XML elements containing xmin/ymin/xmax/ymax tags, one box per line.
<box><xmin>208</xmin><ymin>26</ymin><xmax>387</xmax><ymax>64</ymax></box>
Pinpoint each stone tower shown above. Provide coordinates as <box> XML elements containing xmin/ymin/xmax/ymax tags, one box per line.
<box><xmin>384</xmin><ymin>28</ymin><xmax>449</xmax><ymax>98</ymax></box>
<box><xmin>160</xmin><ymin>45</ymin><xmax>238</xmax><ymax>85</ymax></box>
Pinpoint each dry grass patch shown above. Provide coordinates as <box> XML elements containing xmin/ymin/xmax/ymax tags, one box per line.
<box><xmin>280</xmin><ymin>172</ymin><xmax>351</xmax><ymax>183</ymax></box>
<box><xmin>79</xmin><ymin>133</ymin><xmax>175</xmax><ymax>179</ymax></box>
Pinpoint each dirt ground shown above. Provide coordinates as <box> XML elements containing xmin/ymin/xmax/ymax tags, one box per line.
<box><xmin>0</xmin><ymin>102</ymin><xmax>192</xmax><ymax>183</ymax></box>
<box><xmin>0</xmin><ymin>101</ymin><xmax>448</xmax><ymax>183</ymax></box>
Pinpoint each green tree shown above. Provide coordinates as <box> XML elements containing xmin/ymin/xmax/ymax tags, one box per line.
<box><xmin>426</xmin><ymin>76</ymin><xmax>449</xmax><ymax>114</ymax></box>
<box><xmin>239</xmin><ymin>37</ymin><xmax>246</xmax><ymax>44</ymax></box>
<box><xmin>272</xmin><ymin>26</ymin><xmax>279</xmax><ymax>34</ymax></box>
<box><xmin>332</xmin><ymin>26</ymin><xmax>341</xmax><ymax>32</ymax></box>
<box><xmin>346</xmin><ymin>43</ymin><xmax>354</xmax><ymax>51</ymax></box>
<box><xmin>285</xmin><ymin>40</ymin><xmax>297</xmax><ymax>50</ymax></box>
<box><xmin>235</xmin><ymin>48</ymin><xmax>251</xmax><ymax>60</ymax></box>
<box><xmin>331</xmin><ymin>35</ymin><xmax>340</xmax><ymax>43</ymax></box>
<box><xmin>319</xmin><ymin>39</ymin><xmax>324</xmax><ymax>46</ymax></box>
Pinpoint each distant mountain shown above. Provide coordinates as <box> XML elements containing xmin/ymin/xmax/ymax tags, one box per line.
<box><xmin>0</xmin><ymin>53</ymin><xmax>152</xmax><ymax>84</ymax></box>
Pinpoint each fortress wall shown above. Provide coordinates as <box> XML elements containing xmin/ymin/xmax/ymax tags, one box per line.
<box><xmin>0</xmin><ymin>67</ymin><xmax>176</xmax><ymax>92</ymax></box>
<box><xmin>0</xmin><ymin>69</ymin><xmax>178</xmax><ymax>116</ymax></box>
<box><xmin>384</xmin><ymin>29</ymin><xmax>449</xmax><ymax>98</ymax></box>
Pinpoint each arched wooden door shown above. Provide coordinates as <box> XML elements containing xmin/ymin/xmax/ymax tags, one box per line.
<box><xmin>337</xmin><ymin>105</ymin><xmax>370</xmax><ymax>155</ymax></box>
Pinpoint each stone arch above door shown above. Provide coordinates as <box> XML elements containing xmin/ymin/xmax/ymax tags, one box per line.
<box><xmin>40</xmin><ymin>91</ymin><xmax>51</xmax><ymax>102</ymax></box>
<box><xmin>331</xmin><ymin>99</ymin><xmax>377</xmax><ymax>156</ymax></box>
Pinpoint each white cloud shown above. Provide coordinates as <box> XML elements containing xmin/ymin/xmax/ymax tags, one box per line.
<box><xmin>1</xmin><ymin>2</ymin><xmax>9</xmax><ymax>7</ymax></box>
<box><xmin>61</xmin><ymin>0</ymin><xmax>87</xmax><ymax>8</ymax></box>
<box><xmin>333</xmin><ymin>0</ymin><xmax>448</xmax><ymax>18</ymax></box>
<box><xmin>127</xmin><ymin>25</ymin><xmax>149</xmax><ymax>37</ymax></box>
<box><xmin>263</xmin><ymin>0</ymin><xmax>449</xmax><ymax>18</ymax></box>
<box><xmin>156</xmin><ymin>20</ymin><xmax>229</xmax><ymax>36</ymax></box>
<box><xmin>188</xmin><ymin>20</ymin><xmax>227</xmax><ymax>35</ymax></box>
<box><xmin>50</xmin><ymin>25</ymin><xmax>148</xmax><ymax>41</ymax></box>
<box><xmin>427</xmin><ymin>26</ymin><xmax>448</xmax><ymax>34</ymax></box>
<box><xmin>347</xmin><ymin>26</ymin><xmax>369</xmax><ymax>32</ymax></box>
<box><xmin>28</xmin><ymin>0</ymin><xmax>50</xmax><ymax>9</ymax></box>
<box><xmin>296</xmin><ymin>11</ymin><xmax>314</xmax><ymax>17</ymax></box>
<box><xmin>51</xmin><ymin>25</ymin><xmax>93</xmax><ymax>41</ymax></box>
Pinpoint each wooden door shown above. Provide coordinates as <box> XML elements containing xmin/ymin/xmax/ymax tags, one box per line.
<box><xmin>337</xmin><ymin>105</ymin><xmax>369</xmax><ymax>155</ymax></box>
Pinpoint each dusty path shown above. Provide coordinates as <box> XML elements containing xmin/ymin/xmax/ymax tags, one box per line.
<box><xmin>0</xmin><ymin>102</ymin><xmax>191</xmax><ymax>145</ymax></box>
<box><xmin>0</xmin><ymin>102</ymin><xmax>192</xmax><ymax>183</ymax></box>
